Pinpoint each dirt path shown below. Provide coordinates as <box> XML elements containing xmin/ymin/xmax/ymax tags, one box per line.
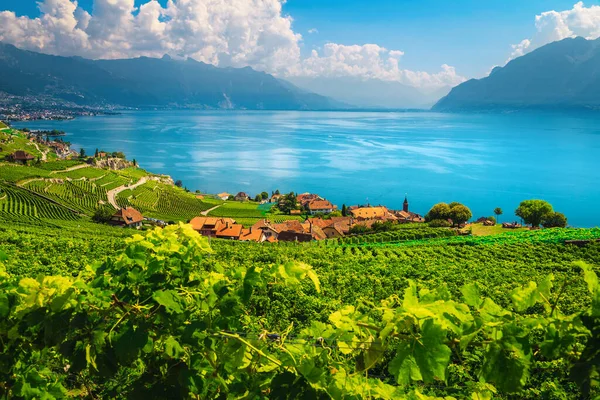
<box><xmin>201</xmin><ymin>204</ymin><xmax>222</xmax><ymax>216</ymax></box>
<box><xmin>49</xmin><ymin>164</ymin><xmax>89</xmax><ymax>175</ymax></box>
<box><xmin>32</xmin><ymin>142</ymin><xmax>49</xmax><ymax>161</ymax></box>
<box><xmin>106</xmin><ymin>176</ymin><xmax>149</xmax><ymax>209</ymax></box>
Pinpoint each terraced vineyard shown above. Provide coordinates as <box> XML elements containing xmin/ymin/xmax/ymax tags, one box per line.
<box><xmin>25</xmin><ymin>179</ymin><xmax>108</xmax><ymax>214</ymax></box>
<box><xmin>0</xmin><ymin>182</ymin><xmax>80</xmax><ymax>222</ymax></box>
<box><xmin>0</xmin><ymin>164</ymin><xmax>51</xmax><ymax>182</ymax></box>
<box><xmin>116</xmin><ymin>181</ymin><xmax>213</xmax><ymax>221</ymax></box>
<box><xmin>333</xmin><ymin>227</ymin><xmax>457</xmax><ymax>244</ymax></box>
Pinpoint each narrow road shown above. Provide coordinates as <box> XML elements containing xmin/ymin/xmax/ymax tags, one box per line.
<box><xmin>201</xmin><ymin>204</ymin><xmax>222</xmax><ymax>216</ymax></box>
<box><xmin>49</xmin><ymin>164</ymin><xmax>89</xmax><ymax>175</ymax></box>
<box><xmin>32</xmin><ymin>142</ymin><xmax>49</xmax><ymax>161</ymax></box>
<box><xmin>106</xmin><ymin>176</ymin><xmax>148</xmax><ymax>209</ymax></box>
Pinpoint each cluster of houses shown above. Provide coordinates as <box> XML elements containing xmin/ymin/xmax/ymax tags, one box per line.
<box><xmin>183</xmin><ymin>196</ymin><xmax>424</xmax><ymax>243</ymax></box>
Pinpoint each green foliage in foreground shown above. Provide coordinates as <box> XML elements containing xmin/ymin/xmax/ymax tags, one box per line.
<box><xmin>0</xmin><ymin>225</ymin><xmax>599</xmax><ymax>399</ymax></box>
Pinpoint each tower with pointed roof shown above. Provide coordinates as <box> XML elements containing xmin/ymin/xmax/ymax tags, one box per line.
<box><xmin>403</xmin><ymin>195</ymin><xmax>409</xmax><ymax>212</ymax></box>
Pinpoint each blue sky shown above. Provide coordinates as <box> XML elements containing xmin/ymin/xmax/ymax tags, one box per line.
<box><xmin>0</xmin><ymin>0</ymin><xmax>595</xmax><ymax>81</ymax></box>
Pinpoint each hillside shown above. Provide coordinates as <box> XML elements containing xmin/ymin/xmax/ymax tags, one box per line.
<box><xmin>0</xmin><ymin>43</ymin><xmax>340</xmax><ymax>110</ymax></box>
<box><xmin>433</xmin><ymin>37</ymin><xmax>600</xmax><ymax>111</ymax></box>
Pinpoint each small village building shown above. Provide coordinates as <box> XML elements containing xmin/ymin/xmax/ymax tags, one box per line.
<box><xmin>216</xmin><ymin>221</ymin><xmax>244</xmax><ymax>240</ymax></box>
<box><xmin>6</xmin><ymin>150</ymin><xmax>35</xmax><ymax>164</ymax></box>
<box><xmin>277</xmin><ymin>231</ymin><xmax>313</xmax><ymax>242</ymax></box>
<box><xmin>290</xmin><ymin>209</ymin><xmax>302</xmax><ymax>215</ymax></box>
<box><xmin>109</xmin><ymin>206</ymin><xmax>144</xmax><ymax>228</ymax></box>
<box><xmin>217</xmin><ymin>192</ymin><xmax>232</xmax><ymax>201</ymax></box>
<box><xmin>270</xmin><ymin>194</ymin><xmax>282</xmax><ymax>203</ymax></box>
<box><xmin>307</xmin><ymin>199</ymin><xmax>335</xmax><ymax>215</ymax></box>
<box><xmin>239</xmin><ymin>227</ymin><xmax>265</xmax><ymax>242</ymax></box>
<box><xmin>350</xmin><ymin>206</ymin><xmax>395</xmax><ymax>221</ymax></box>
<box><xmin>394</xmin><ymin>197</ymin><xmax>425</xmax><ymax>223</ymax></box>
<box><xmin>323</xmin><ymin>224</ymin><xmax>345</xmax><ymax>239</ymax></box>
<box><xmin>252</xmin><ymin>219</ymin><xmax>280</xmax><ymax>240</ymax></box>
<box><xmin>235</xmin><ymin>192</ymin><xmax>250</xmax><ymax>202</ymax></box>
<box><xmin>190</xmin><ymin>217</ymin><xmax>236</xmax><ymax>237</ymax></box>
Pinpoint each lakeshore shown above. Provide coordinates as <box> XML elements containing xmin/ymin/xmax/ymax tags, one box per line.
<box><xmin>13</xmin><ymin>109</ymin><xmax>600</xmax><ymax>227</ymax></box>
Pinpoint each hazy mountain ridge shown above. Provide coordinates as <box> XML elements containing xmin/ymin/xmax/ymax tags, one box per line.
<box><xmin>433</xmin><ymin>37</ymin><xmax>600</xmax><ymax>111</ymax></box>
<box><xmin>287</xmin><ymin>76</ymin><xmax>450</xmax><ymax>109</ymax></box>
<box><xmin>0</xmin><ymin>43</ymin><xmax>341</xmax><ymax>110</ymax></box>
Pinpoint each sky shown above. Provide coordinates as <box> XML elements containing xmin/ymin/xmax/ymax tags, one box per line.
<box><xmin>1</xmin><ymin>0</ymin><xmax>599</xmax><ymax>88</ymax></box>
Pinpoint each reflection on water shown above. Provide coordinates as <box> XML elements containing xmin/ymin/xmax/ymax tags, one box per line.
<box><xmin>14</xmin><ymin>110</ymin><xmax>600</xmax><ymax>227</ymax></box>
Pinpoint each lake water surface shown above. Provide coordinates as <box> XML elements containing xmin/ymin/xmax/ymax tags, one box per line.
<box><xmin>14</xmin><ymin>110</ymin><xmax>600</xmax><ymax>227</ymax></box>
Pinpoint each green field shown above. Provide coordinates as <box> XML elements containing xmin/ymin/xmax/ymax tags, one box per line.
<box><xmin>208</xmin><ymin>201</ymin><xmax>306</xmax><ymax>226</ymax></box>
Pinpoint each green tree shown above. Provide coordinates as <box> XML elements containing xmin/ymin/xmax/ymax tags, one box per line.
<box><xmin>132</xmin><ymin>159</ymin><xmax>137</xmax><ymax>166</ymax></box>
<box><xmin>261</xmin><ymin>191</ymin><xmax>269</xmax><ymax>200</ymax></box>
<box><xmin>174</xmin><ymin>180</ymin><xmax>183</xmax><ymax>188</ymax></box>
<box><xmin>79</xmin><ymin>148</ymin><xmax>86</xmax><ymax>158</ymax></box>
<box><xmin>278</xmin><ymin>192</ymin><xmax>297</xmax><ymax>214</ymax></box>
<box><xmin>515</xmin><ymin>200</ymin><xmax>553</xmax><ymax>228</ymax></box>
<box><xmin>425</xmin><ymin>203</ymin><xmax>451</xmax><ymax>222</ymax></box>
<box><xmin>93</xmin><ymin>207</ymin><xmax>115</xmax><ymax>223</ymax></box>
<box><xmin>494</xmin><ymin>207</ymin><xmax>503</xmax><ymax>222</ymax></box>
<box><xmin>95</xmin><ymin>148</ymin><xmax>99</xmax><ymax>158</ymax></box>
<box><xmin>254</xmin><ymin>194</ymin><xmax>262</xmax><ymax>202</ymax></box>
<box><xmin>449</xmin><ymin>204</ymin><xmax>472</xmax><ymax>226</ymax></box>
<box><xmin>341</xmin><ymin>204</ymin><xmax>347</xmax><ymax>217</ymax></box>
<box><xmin>542</xmin><ymin>212</ymin><xmax>567</xmax><ymax>228</ymax></box>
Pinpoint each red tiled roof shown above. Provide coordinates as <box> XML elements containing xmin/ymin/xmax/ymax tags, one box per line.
<box><xmin>240</xmin><ymin>228</ymin><xmax>264</xmax><ymax>242</ymax></box>
<box><xmin>216</xmin><ymin>223</ymin><xmax>243</xmax><ymax>238</ymax></box>
<box><xmin>308</xmin><ymin>200</ymin><xmax>334</xmax><ymax>211</ymax></box>
<box><xmin>113</xmin><ymin>207</ymin><xmax>143</xmax><ymax>225</ymax></box>
<box><xmin>10</xmin><ymin>150</ymin><xmax>35</xmax><ymax>161</ymax></box>
<box><xmin>307</xmin><ymin>218</ymin><xmax>333</xmax><ymax>228</ymax></box>
<box><xmin>273</xmin><ymin>220</ymin><xmax>305</xmax><ymax>234</ymax></box>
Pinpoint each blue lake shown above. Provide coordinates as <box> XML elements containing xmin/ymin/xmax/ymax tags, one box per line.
<box><xmin>14</xmin><ymin>110</ymin><xmax>600</xmax><ymax>227</ymax></box>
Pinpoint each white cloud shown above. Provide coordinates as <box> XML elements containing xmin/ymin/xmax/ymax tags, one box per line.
<box><xmin>0</xmin><ymin>0</ymin><xmax>464</xmax><ymax>88</ymax></box>
<box><xmin>287</xmin><ymin>43</ymin><xmax>465</xmax><ymax>88</ymax></box>
<box><xmin>508</xmin><ymin>1</ymin><xmax>600</xmax><ymax>61</ymax></box>
<box><xmin>307</xmin><ymin>28</ymin><xmax>318</xmax><ymax>34</ymax></box>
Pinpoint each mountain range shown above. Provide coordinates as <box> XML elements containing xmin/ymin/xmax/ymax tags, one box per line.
<box><xmin>0</xmin><ymin>43</ymin><xmax>340</xmax><ymax>110</ymax></box>
<box><xmin>287</xmin><ymin>76</ymin><xmax>451</xmax><ymax>109</ymax></box>
<box><xmin>434</xmin><ymin>37</ymin><xmax>600</xmax><ymax>111</ymax></box>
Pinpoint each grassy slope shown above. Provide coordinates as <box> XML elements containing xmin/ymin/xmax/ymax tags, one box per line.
<box><xmin>470</xmin><ymin>223</ymin><xmax>528</xmax><ymax>236</ymax></box>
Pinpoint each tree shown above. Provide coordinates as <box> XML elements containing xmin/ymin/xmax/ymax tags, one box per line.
<box><xmin>449</xmin><ymin>204</ymin><xmax>472</xmax><ymax>226</ymax></box>
<box><xmin>174</xmin><ymin>180</ymin><xmax>183</xmax><ymax>188</ymax></box>
<box><xmin>425</xmin><ymin>203</ymin><xmax>451</xmax><ymax>222</ymax></box>
<box><xmin>342</xmin><ymin>204</ymin><xmax>347</xmax><ymax>217</ymax></box>
<box><xmin>542</xmin><ymin>212</ymin><xmax>567</xmax><ymax>228</ymax></box>
<box><xmin>79</xmin><ymin>148</ymin><xmax>86</xmax><ymax>158</ymax></box>
<box><xmin>254</xmin><ymin>194</ymin><xmax>262</xmax><ymax>202</ymax></box>
<box><xmin>261</xmin><ymin>192</ymin><xmax>269</xmax><ymax>200</ymax></box>
<box><xmin>95</xmin><ymin>148</ymin><xmax>99</xmax><ymax>158</ymax></box>
<box><xmin>494</xmin><ymin>207</ymin><xmax>503</xmax><ymax>222</ymax></box>
<box><xmin>93</xmin><ymin>207</ymin><xmax>115</xmax><ymax>223</ymax></box>
<box><xmin>132</xmin><ymin>159</ymin><xmax>137</xmax><ymax>166</ymax></box>
<box><xmin>275</xmin><ymin>189</ymin><xmax>280</xmax><ymax>195</ymax></box>
<box><xmin>278</xmin><ymin>192</ymin><xmax>297</xmax><ymax>214</ymax></box>
<box><xmin>515</xmin><ymin>200</ymin><xmax>553</xmax><ymax>228</ymax></box>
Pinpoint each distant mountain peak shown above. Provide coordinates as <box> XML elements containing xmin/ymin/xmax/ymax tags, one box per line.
<box><xmin>433</xmin><ymin>36</ymin><xmax>600</xmax><ymax>112</ymax></box>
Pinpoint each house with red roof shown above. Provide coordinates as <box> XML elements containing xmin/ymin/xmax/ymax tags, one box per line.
<box><xmin>109</xmin><ymin>206</ymin><xmax>144</xmax><ymax>228</ymax></box>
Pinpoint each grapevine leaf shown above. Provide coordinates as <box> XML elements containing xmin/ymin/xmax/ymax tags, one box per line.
<box><xmin>0</xmin><ymin>250</ymin><xmax>7</xmax><ymax>261</ymax></box>
<box><xmin>306</xmin><ymin>269</ymin><xmax>321</xmax><ymax>293</ymax></box>
<box><xmin>577</xmin><ymin>262</ymin><xmax>599</xmax><ymax>315</ymax></box>
<box><xmin>510</xmin><ymin>275</ymin><xmax>554</xmax><ymax>312</ymax></box>
<box><xmin>479</xmin><ymin>324</ymin><xmax>531</xmax><ymax>392</ymax></box>
<box><xmin>389</xmin><ymin>319</ymin><xmax>451</xmax><ymax>385</ymax></box>
<box><xmin>165</xmin><ymin>336</ymin><xmax>185</xmax><ymax>358</ymax></box>
<box><xmin>461</xmin><ymin>283</ymin><xmax>482</xmax><ymax>308</ymax></box>
<box><xmin>403</xmin><ymin>280</ymin><xmax>419</xmax><ymax>308</ymax></box>
<box><xmin>114</xmin><ymin>324</ymin><xmax>149</xmax><ymax>365</ymax></box>
<box><xmin>0</xmin><ymin>293</ymin><xmax>9</xmax><ymax>319</ymax></box>
<box><xmin>152</xmin><ymin>289</ymin><xmax>184</xmax><ymax>314</ymax></box>
<box><xmin>297</xmin><ymin>359</ymin><xmax>325</xmax><ymax>384</ymax></box>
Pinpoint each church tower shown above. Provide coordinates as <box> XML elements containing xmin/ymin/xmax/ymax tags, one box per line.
<box><xmin>403</xmin><ymin>195</ymin><xmax>409</xmax><ymax>212</ymax></box>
